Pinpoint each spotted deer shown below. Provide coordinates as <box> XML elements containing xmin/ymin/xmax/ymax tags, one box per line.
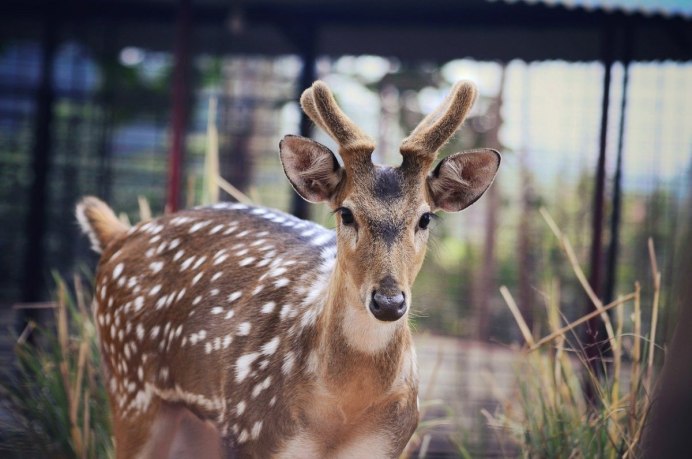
<box><xmin>76</xmin><ymin>80</ymin><xmax>499</xmax><ymax>458</ymax></box>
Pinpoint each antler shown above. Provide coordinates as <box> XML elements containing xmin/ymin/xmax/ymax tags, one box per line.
<box><xmin>400</xmin><ymin>81</ymin><xmax>478</xmax><ymax>169</ymax></box>
<box><xmin>300</xmin><ymin>81</ymin><xmax>376</xmax><ymax>169</ymax></box>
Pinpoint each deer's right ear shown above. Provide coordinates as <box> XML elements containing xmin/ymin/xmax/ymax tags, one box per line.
<box><xmin>279</xmin><ymin>135</ymin><xmax>345</xmax><ymax>203</ymax></box>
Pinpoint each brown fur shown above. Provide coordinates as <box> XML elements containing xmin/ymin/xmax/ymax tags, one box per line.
<box><xmin>400</xmin><ymin>80</ymin><xmax>478</xmax><ymax>169</ymax></box>
<box><xmin>76</xmin><ymin>196</ymin><xmax>129</xmax><ymax>253</ymax></box>
<box><xmin>301</xmin><ymin>82</ymin><xmax>376</xmax><ymax>168</ymax></box>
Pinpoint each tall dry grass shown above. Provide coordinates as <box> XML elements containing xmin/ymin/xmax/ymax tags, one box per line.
<box><xmin>0</xmin><ymin>273</ymin><xmax>112</xmax><ymax>458</ymax></box>
<box><xmin>486</xmin><ymin>208</ymin><xmax>662</xmax><ymax>458</ymax></box>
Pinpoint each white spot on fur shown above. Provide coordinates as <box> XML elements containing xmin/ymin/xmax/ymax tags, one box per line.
<box><xmin>239</xmin><ymin>257</ymin><xmax>255</xmax><ymax>267</ymax></box>
<box><xmin>136</xmin><ymin>324</ymin><xmax>145</xmax><ymax>341</ymax></box>
<box><xmin>149</xmin><ymin>284</ymin><xmax>161</xmax><ymax>296</ymax></box>
<box><xmin>235</xmin><ymin>353</ymin><xmax>260</xmax><ymax>382</ymax></box>
<box><xmin>261</xmin><ymin>336</ymin><xmax>280</xmax><ymax>355</ymax></box>
<box><xmin>282</xmin><ymin>352</ymin><xmax>295</xmax><ymax>375</ymax></box>
<box><xmin>156</xmin><ymin>241</ymin><xmax>167</xmax><ymax>255</ymax></box>
<box><xmin>269</xmin><ymin>267</ymin><xmax>287</xmax><ymax>278</ymax></box>
<box><xmin>113</xmin><ymin>263</ymin><xmax>124</xmax><ymax>279</ymax></box>
<box><xmin>189</xmin><ymin>221</ymin><xmax>211</xmax><ymax>233</ymax></box>
<box><xmin>252</xmin><ymin>376</ymin><xmax>271</xmax><ymax>398</ymax></box>
<box><xmin>237</xmin><ymin>322</ymin><xmax>251</xmax><ymax>336</ymax></box>
<box><xmin>192</xmin><ymin>256</ymin><xmax>207</xmax><ymax>270</ymax></box>
<box><xmin>214</xmin><ymin>254</ymin><xmax>228</xmax><ymax>265</ymax></box>
<box><xmin>211</xmin><ymin>307</ymin><xmax>223</xmax><ymax>315</ymax></box>
<box><xmin>228</xmin><ymin>291</ymin><xmax>242</xmax><ymax>303</ymax></box>
<box><xmin>280</xmin><ymin>304</ymin><xmax>296</xmax><ymax>320</ymax></box>
<box><xmin>251</xmin><ymin>421</ymin><xmax>263</xmax><ymax>440</ymax></box>
<box><xmin>261</xmin><ymin>302</ymin><xmax>276</xmax><ymax>314</ymax></box>
<box><xmin>149</xmin><ymin>261</ymin><xmax>163</xmax><ymax>273</ymax></box>
<box><xmin>274</xmin><ymin>278</ymin><xmax>290</xmax><ymax>288</ymax></box>
<box><xmin>180</xmin><ymin>256</ymin><xmax>196</xmax><ymax>270</ymax></box>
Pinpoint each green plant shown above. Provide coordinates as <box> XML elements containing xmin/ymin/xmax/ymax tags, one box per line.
<box><xmin>486</xmin><ymin>209</ymin><xmax>662</xmax><ymax>458</ymax></box>
<box><xmin>0</xmin><ymin>273</ymin><xmax>112</xmax><ymax>458</ymax></box>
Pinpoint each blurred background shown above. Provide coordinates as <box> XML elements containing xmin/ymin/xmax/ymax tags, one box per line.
<box><xmin>0</xmin><ymin>0</ymin><xmax>690</xmax><ymax>457</ymax></box>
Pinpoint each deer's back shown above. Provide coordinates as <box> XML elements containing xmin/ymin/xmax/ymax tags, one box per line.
<box><xmin>94</xmin><ymin>202</ymin><xmax>335</xmax><ymax>445</ymax></box>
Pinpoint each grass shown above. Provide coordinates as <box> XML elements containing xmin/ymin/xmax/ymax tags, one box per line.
<box><xmin>485</xmin><ymin>208</ymin><xmax>662</xmax><ymax>458</ymax></box>
<box><xmin>0</xmin><ymin>273</ymin><xmax>112</xmax><ymax>459</ymax></box>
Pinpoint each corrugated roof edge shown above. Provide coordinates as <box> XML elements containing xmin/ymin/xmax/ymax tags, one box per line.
<box><xmin>492</xmin><ymin>0</ymin><xmax>692</xmax><ymax>20</ymax></box>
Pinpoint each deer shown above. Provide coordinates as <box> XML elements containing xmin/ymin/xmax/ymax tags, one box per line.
<box><xmin>76</xmin><ymin>80</ymin><xmax>500</xmax><ymax>458</ymax></box>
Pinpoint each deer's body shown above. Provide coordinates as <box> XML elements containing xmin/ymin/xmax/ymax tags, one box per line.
<box><xmin>90</xmin><ymin>202</ymin><xmax>417</xmax><ymax>457</ymax></box>
<box><xmin>79</xmin><ymin>80</ymin><xmax>499</xmax><ymax>458</ymax></box>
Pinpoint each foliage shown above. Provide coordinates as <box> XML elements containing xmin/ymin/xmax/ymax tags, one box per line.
<box><xmin>0</xmin><ymin>273</ymin><xmax>112</xmax><ymax>459</ymax></box>
<box><xmin>486</xmin><ymin>209</ymin><xmax>662</xmax><ymax>458</ymax></box>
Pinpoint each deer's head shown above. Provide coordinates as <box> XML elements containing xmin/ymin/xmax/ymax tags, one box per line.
<box><xmin>280</xmin><ymin>81</ymin><xmax>499</xmax><ymax>324</ymax></box>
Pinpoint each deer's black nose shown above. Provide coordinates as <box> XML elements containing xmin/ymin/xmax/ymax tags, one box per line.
<box><xmin>370</xmin><ymin>290</ymin><xmax>406</xmax><ymax>322</ymax></box>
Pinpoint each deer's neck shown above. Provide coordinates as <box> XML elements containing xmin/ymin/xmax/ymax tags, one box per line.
<box><xmin>312</xmin><ymin>265</ymin><xmax>410</xmax><ymax>392</ymax></box>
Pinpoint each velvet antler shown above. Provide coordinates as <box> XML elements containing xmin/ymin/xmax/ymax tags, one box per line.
<box><xmin>300</xmin><ymin>81</ymin><xmax>376</xmax><ymax>170</ymax></box>
<box><xmin>400</xmin><ymin>81</ymin><xmax>478</xmax><ymax>170</ymax></box>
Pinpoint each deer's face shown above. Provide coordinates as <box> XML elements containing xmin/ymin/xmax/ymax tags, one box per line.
<box><xmin>280</xmin><ymin>81</ymin><xmax>500</xmax><ymax>323</ymax></box>
<box><xmin>331</xmin><ymin>165</ymin><xmax>431</xmax><ymax>322</ymax></box>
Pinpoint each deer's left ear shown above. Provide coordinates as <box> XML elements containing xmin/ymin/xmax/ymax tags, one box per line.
<box><xmin>427</xmin><ymin>149</ymin><xmax>500</xmax><ymax>212</ymax></box>
<box><xmin>279</xmin><ymin>135</ymin><xmax>345</xmax><ymax>203</ymax></box>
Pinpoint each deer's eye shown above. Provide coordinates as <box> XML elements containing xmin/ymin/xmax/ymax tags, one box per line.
<box><xmin>338</xmin><ymin>208</ymin><xmax>355</xmax><ymax>226</ymax></box>
<box><xmin>418</xmin><ymin>213</ymin><xmax>433</xmax><ymax>230</ymax></box>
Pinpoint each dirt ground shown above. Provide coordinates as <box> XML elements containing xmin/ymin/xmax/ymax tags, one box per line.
<box><xmin>413</xmin><ymin>334</ymin><xmax>522</xmax><ymax>458</ymax></box>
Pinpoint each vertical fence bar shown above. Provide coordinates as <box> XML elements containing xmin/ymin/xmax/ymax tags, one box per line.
<box><xmin>21</xmin><ymin>10</ymin><xmax>57</xmax><ymax>305</ymax></box>
<box><xmin>605</xmin><ymin>26</ymin><xmax>632</xmax><ymax>306</ymax></box>
<box><xmin>290</xmin><ymin>25</ymin><xmax>316</xmax><ymax>220</ymax></box>
<box><xmin>585</xmin><ymin>24</ymin><xmax>614</xmax><ymax>388</ymax></box>
<box><xmin>166</xmin><ymin>0</ymin><xmax>192</xmax><ymax>213</ymax></box>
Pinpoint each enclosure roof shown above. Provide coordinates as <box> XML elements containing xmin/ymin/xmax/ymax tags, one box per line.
<box><xmin>501</xmin><ymin>0</ymin><xmax>691</xmax><ymax>19</ymax></box>
<box><xmin>1</xmin><ymin>0</ymin><xmax>690</xmax><ymax>62</ymax></box>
